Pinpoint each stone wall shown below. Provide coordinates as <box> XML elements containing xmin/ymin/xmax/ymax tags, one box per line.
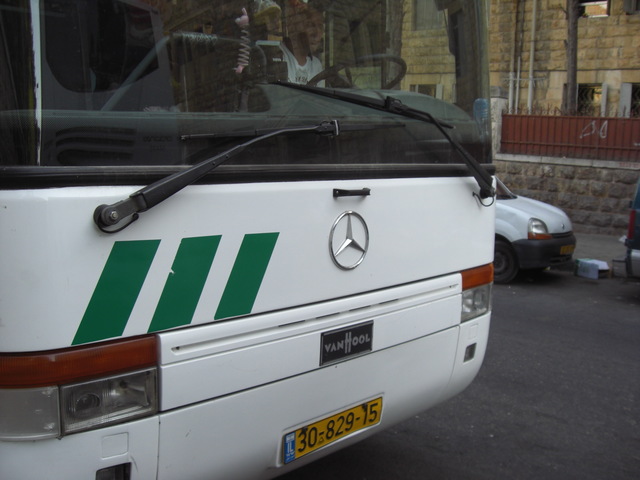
<box><xmin>494</xmin><ymin>154</ymin><xmax>640</xmax><ymax>235</ymax></box>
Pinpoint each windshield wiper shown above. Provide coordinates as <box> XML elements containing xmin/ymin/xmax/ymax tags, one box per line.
<box><xmin>94</xmin><ymin>120</ymin><xmax>340</xmax><ymax>233</ymax></box>
<box><xmin>179</xmin><ymin>120</ymin><xmax>404</xmax><ymax>140</ymax></box>
<box><xmin>272</xmin><ymin>81</ymin><xmax>495</xmax><ymax>200</ymax></box>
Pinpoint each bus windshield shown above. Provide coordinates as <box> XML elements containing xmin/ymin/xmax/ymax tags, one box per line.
<box><xmin>1</xmin><ymin>0</ymin><xmax>491</xmax><ymax>172</ymax></box>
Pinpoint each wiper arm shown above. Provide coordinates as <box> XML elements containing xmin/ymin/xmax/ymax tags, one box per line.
<box><xmin>94</xmin><ymin>120</ymin><xmax>340</xmax><ymax>233</ymax></box>
<box><xmin>272</xmin><ymin>81</ymin><xmax>495</xmax><ymax>200</ymax></box>
<box><xmin>180</xmin><ymin>120</ymin><xmax>404</xmax><ymax>140</ymax></box>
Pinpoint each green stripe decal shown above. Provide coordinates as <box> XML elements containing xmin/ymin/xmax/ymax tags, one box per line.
<box><xmin>73</xmin><ymin>240</ymin><xmax>160</xmax><ymax>345</ymax></box>
<box><xmin>215</xmin><ymin>232</ymin><xmax>279</xmax><ymax>320</ymax></box>
<box><xmin>148</xmin><ymin>235</ymin><xmax>221</xmax><ymax>332</ymax></box>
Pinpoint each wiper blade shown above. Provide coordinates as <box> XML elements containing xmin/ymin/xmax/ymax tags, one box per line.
<box><xmin>272</xmin><ymin>81</ymin><xmax>495</xmax><ymax>200</ymax></box>
<box><xmin>272</xmin><ymin>81</ymin><xmax>453</xmax><ymax>128</ymax></box>
<box><xmin>94</xmin><ymin>120</ymin><xmax>340</xmax><ymax>233</ymax></box>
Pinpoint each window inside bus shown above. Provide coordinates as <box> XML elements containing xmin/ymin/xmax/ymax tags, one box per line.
<box><xmin>0</xmin><ymin>0</ymin><xmax>491</xmax><ymax>172</ymax></box>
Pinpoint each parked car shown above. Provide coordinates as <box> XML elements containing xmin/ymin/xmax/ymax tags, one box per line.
<box><xmin>494</xmin><ymin>178</ymin><xmax>576</xmax><ymax>283</ymax></box>
<box><xmin>624</xmin><ymin>178</ymin><xmax>640</xmax><ymax>278</ymax></box>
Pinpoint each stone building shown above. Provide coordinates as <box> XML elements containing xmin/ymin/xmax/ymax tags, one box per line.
<box><xmin>487</xmin><ymin>0</ymin><xmax>640</xmax><ymax>235</ymax></box>
<box><xmin>401</xmin><ymin>0</ymin><xmax>639</xmax><ymax>235</ymax></box>
<box><xmin>402</xmin><ymin>0</ymin><xmax>640</xmax><ymax>115</ymax></box>
<box><xmin>489</xmin><ymin>0</ymin><xmax>640</xmax><ymax>116</ymax></box>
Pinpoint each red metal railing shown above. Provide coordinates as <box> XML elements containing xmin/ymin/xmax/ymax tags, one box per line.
<box><xmin>500</xmin><ymin>114</ymin><xmax>640</xmax><ymax>162</ymax></box>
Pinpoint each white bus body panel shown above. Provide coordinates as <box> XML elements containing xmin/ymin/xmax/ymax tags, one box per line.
<box><xmin>0</xmin><ymin>176</ymin><xmax>493</xmax><ymax>478</ymax></box>
<box><xmin>151</xmin><ymin>273</ymin><xmax>491</xmax><ymax>479</ymax></box>
<box><xmin>0</xmin><ymin>312</ymin><xmax>489</xmax><ymax>480</ymax></box>
<box><xmin>0</xmin><ymin>417</ymin><xmax>159</xmax><ymax>480</ymax></box>
<box><xmin>0</xmin><ymin>177</ymin><xmax>493</xmax><ymax>352</ymax></box>
<box><xmin>156</xmin><ymin>315</ymin><xmax>491</xmax><ymax>480</ymax></box>
<box><xmin>158</xmin><ymin>274</ymin><xmax>461</xmax><ymax>409</ymax></box>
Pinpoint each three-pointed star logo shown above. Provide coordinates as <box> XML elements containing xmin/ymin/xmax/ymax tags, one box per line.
<box><xmin>329</xmin><ymin>211</ymin><xmax>369</xmax><ymax>270</ymax></box>
<box><xmin>334</xmin><ymin>214</ymin><xmax>366</xmax><ymax>256</ymax></box>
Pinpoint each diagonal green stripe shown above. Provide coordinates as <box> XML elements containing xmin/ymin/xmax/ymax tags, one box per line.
<box><xmin>148</xmin><ymin>235</ymin><xmax>221</xmax><ymax>333</ymax></box>
<box><xmin>215</xmin><ymin>232</ymin><xmax>279</xmax><ymax>320</ymax></box>
<box><xmin>73</xmin><ymin>240</ymin><xmax>160</xmax><ymax>345</ymax></box>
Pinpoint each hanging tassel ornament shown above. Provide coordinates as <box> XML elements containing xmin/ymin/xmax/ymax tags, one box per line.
<box><xmin>234</xmin><ymin>8</ymin><xmax>250</xmax><ymax>74</ymax></box>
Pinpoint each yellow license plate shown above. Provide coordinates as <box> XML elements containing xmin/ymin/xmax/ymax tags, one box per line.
<box><xmin>283</xmin><ymin>397</ymin><xmax>383</xmax><ymax>464</ymax></box>
<box><xmin>561</xmin><ymin>244</ymin><xmax>576</xmax><ymax>255</ymax></box>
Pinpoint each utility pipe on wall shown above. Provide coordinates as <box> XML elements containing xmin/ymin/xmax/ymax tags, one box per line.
<box><xmin>508</xmin><ymin>0</ymin><xmax>519</xmax><ymax>113</ymax></box>
<box><xmin>527</xmin><ymin>0</ymin><xmax>538</xmax><ymax>112</ymax></box>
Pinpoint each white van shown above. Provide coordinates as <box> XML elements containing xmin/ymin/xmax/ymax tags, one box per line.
<box><xmin>494</xmin><ymin>179</ymin><xmax>576</xmax><ymax>283</ymax></box>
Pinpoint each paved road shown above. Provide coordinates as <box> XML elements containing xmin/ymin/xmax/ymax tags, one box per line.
<box><xmin>279</xmin><ymin>269</ymin><xmax>640</xmax><ymax>480</ymax></box>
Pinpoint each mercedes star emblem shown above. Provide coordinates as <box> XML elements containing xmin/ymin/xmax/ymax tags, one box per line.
<box><xmin>329</xmin><ymin>211</ymin><xmax>369</xmax><ymax>270</ymax></box>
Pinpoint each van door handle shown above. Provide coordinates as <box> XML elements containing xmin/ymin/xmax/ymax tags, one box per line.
<box><xmin>333</xmin><ymin>188</ymin><xmax>371</xmax><ymax>198</ymax></box>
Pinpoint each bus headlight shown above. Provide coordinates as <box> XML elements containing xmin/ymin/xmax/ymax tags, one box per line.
<box><xmin>0</xmin><ymin>336</ymin><xmax>158</xmax><ymax>441</ymax></box>
<box><xmin>0</xmin><ymin>369</ymin><xmax>157</xmax><ymax>440</ymax></box>
<box><xmin>61</xmin><ymin>369</ymin><xmax>157</xmax><ymax>435</ymax></box>
<box><xmin>461</xmin><ymin>284</ymin><xmax>492</xmax><ymax>322</ymax></box>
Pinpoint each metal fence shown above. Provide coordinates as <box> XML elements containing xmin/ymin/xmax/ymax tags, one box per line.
<box><xmin>500</xmin><ymin>114</ymin><xmax>640</xmax><ymax>162</ymax></box>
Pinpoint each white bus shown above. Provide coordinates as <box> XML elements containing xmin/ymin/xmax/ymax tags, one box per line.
<box><xmin>0</xmin><ymin>1</ymin><xmax>495</xmax><ymax>478</ymax></box>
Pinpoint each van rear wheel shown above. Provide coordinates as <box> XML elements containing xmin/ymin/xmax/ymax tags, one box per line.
<box><xmin>494</xmin><ymin>239</ymin><xmax>519</xmax><ymax>283</ymax></box>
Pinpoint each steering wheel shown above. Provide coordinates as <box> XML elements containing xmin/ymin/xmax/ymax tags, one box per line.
<box><xmin>307</xmin><ymin>54</ymin><xmax>407</xmax><ymax>90</ymax></box>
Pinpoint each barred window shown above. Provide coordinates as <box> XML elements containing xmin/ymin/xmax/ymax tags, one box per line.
<box><xmin>577</xmin><ymin>84</ymin><xmax>603</xmax><ymax>116</ymax></box>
